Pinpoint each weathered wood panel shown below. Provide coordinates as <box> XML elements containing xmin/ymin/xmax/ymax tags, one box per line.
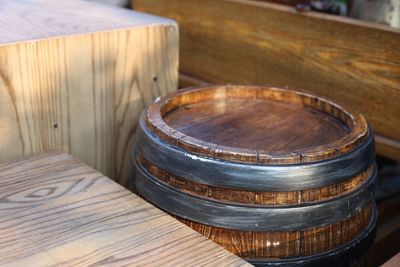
<box><xmin>0</xmin><ymin>151</ymin><xmax>249</xmax><ymax>267</ymax></box>
<box><xmin>0</xmin><ymin>0</ymin><xmax>179</xmax><ymax>186</ymax></box>
<box><xmin>134</xmin><ymin>0</ymin><xmax>400</xmax><ymax>161</ymax></box>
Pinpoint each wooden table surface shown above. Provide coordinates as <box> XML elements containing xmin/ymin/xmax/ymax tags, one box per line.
<box><xmin>0</xmin><ymin>151</ymin><xmax>249</xmax><ymax>267</ymax></box>
<box><xmin>382</xmin><ymin>252</ymin><xmax>400</xmax><ymax>267</ymax></box>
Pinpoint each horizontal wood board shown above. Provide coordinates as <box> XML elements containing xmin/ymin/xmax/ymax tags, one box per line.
<box><xmin>0</xmin><ymin>151</ymin><xmax>249</xmax><ymax>267</ymax></box>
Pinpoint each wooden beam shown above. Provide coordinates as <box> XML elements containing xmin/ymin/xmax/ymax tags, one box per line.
<box><xmin>134</xmin><ymin>0</ymin><xmax>400</xmax><ymax>161</ymax></box>
<box><xmin>0</xmin><ymin>0</ymin><xmax>179</xmax><ymax>186</ymax></box>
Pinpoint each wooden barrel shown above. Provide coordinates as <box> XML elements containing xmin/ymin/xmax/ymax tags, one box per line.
<box><xmin>133</xmin><ymin>85</ymin><xmax>377</xmax><ymax>266</ymax></box>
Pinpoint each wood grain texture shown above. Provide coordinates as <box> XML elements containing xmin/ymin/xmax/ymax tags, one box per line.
<box><xmin>146</xmin><ymin>85</ymin><xmax>368</xmax><ymax>164</ymax></box>
<box><xmin>138</xmin><ymin>152</ymin><xmax>372</xmax><ymax>205</ymax></box>
<box><xmin>139</xmin><ymin>150</ymin><xmax>375</xmax><ymax>258</ymax></box>
<box><xmin>136</xmin><ymin>84</ymin><xmax>375</xmax><ymax>262</ymax></box>
<box><xmin>179</xmin><ymin>203</ymin><xmax>372</xmax><ymax>259</ymax></box>
<box><xmin>0</xmin><ymin>151</ymin><xmax>249</xmax><ymax>267</ymax></box>
<box><xmin>164</xmin><ymin>98</ymin><xmax>348</xmax><ymax>151</ymax></box>
<box><xmin>0</xmin><ymin>0</ymin><xmax>179</xmax><ymax>186</ymax></box>
<box><xmin>134</xmin><ymin>0</ymin><xmax>400</xmax><ymax>161</ymax></box>
<box><xmin>0</xmin><ymin>0</ymin><xmax>171</xmax><ymax>44</ymax></box>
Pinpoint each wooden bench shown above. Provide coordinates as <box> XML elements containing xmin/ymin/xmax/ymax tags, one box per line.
<box><xmin>0</xmin><ymin>151</ymin><xmax>249</xmax><ymax>266</ymax></box>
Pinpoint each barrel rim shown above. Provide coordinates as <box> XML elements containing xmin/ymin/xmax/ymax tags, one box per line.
<box><xmin>136</xmin><ymin>113</ymin><xmax>375</xmax><ymax>191</ymax></box>
<box><xmin>146</xmin><ymin>85</ymin><xmax>369</xmax><ymax>164</ymax></box>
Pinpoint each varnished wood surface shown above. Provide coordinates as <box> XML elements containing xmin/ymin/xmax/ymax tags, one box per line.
<box><xmin>179</xmin><ymin>203</ymin><xmax>373</xmax><ymax>259</ymax></box>
<box><xmin>134</xmin><ymin>0</ymin><xmax>400</xmax><ymax>161</ymax></box>
<box><xmin>138</xmin><ymin>153</ymin><xmax>372</xmax><ymax>205</ymax></box>
<box><xmin>137</xmin><ymin>147</ymin><xmax>375</xmax><ymax>260</ymax></box>
<box><xmin>136</xmin><ymin>84</ymin><xmax>375</xmax><ymax>262</ymax></box>
<box><xmin>146</xmin><ymin>85</ymin><xmax>368</xmax><ymax>164</ymax></box>
<box><xmin>0</xmin><ymin>152</ymin><xmax>249</xmax><ymax>267</ymax></box>
<box><xmin>0</xmin><ymin>0</ymin><xmax>179</xmax><ymax>186</ymax></box>
<box><xmin>164</xmin><ymin>98</ymin><xmax>348</xmax><ymax>152</ymax></box>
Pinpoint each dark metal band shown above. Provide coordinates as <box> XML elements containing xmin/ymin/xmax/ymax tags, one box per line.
<box><xmin>136</xmin><ymin>114</ymin><xmax>375</xmax><ymax>191</ymax></box>
<box><xmin>134</xmin><ymin>155</ymin><xmax>377</xmax><ymax>231</ymax></box>
<box><xmin>249</xmin><ymin>206</ymin><xmax>377</xmax><ymax>266</ymax></box>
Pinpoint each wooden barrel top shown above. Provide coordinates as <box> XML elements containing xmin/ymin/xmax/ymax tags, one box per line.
<box><xmin>164</xmin><ymin>98</ymin><xmax>348</xmax><ymax>151</ymax></box>
<box><xmin>146</xmin><ymin>85</ymin><xmax>369</xmax><ymax>164</ymax></box>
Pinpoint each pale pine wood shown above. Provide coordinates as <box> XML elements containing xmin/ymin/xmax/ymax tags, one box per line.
<box><xmin>0</xmin><ymin>0</ymin><xmax>179</xmax><ymax>186</ymax></box>
<box><xmin>0</xmin><ymin>0</ymin><xmax>171</xmax><ymax>44</ymax></box>
<box><xmin>382</xmin><ymin>252</ymin><xmax>400</xmax><ymax>267</ymax></box>
<box><xmin>0</xmin><ymin>151</ymin><xmax>249</xmax><ymax>267</ymax></box>
<box><xmin>134</xmin><ymin>0</ymin><xmax>400</xmax><ymax>161</ymax></box>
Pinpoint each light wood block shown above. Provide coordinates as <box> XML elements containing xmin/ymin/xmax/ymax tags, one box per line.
<box><xmin>0</xmin><ymin>151</ymin><xmax>249</xmax><ymax>267</ymax></box>
<box><xmin>134</xmin><ymin>0</ymin><xmax>400</xmax><ymax>161</ymax></box>
<box><xmin>0</xmin><ymin>0</ymin><xmax>179</xmax><ymax>186</ymax></box>
<box><xmin>383</xmin><ymin>253</ymin><xmax>400</xmax><ymax>267</ymax></box>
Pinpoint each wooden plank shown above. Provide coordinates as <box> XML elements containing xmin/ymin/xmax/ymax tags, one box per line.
<box><xmin>134</xmin><ymin>0</ymin><xmax>400</xmax><ymax>161</ymax></box>
<box><xmin>0</xmin><ymin>151</ymin><xmax>249</xmax><ymax>267</ymax></box>
<box><xmin>0</xmin><ymin>0</ymin><xmax>179</xmax><ymax>186</ymax></box>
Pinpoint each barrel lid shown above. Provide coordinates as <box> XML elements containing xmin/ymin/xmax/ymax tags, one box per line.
<box><xmin>145</xmin><ymin>85</ymin><xmax>368</xmax><ymax>164</ymax></box>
